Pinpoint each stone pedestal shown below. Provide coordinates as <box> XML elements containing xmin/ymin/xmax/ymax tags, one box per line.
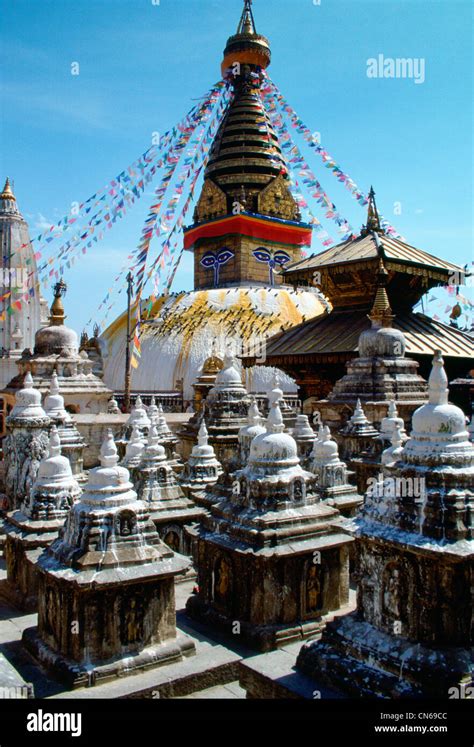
<box><xmin>297</xmin><ymin>352</ymin><xmax>474</xmax><ymax>698</ymax></box>
<box><xmin>22</xmin><ymin>431</ymin><xmax>195</xmax><ymax>689</ymax></box>
<box><xmin>187</xmin><ymin>390</ymin><xmax>352</xmax><ymax>651</ymax></box>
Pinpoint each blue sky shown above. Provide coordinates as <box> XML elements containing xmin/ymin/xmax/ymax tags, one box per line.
<box><xmin>1</xmin><ymin>0</ymin><xmax>472</xmax><ymax>333</ymax></box>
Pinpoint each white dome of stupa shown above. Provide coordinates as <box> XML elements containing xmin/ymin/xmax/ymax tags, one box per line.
<box><xmin>404</xmin><ymin>351</ymin><xmax>472</xmax><ymax>465</ymax></box>
<box><xmin>100</xmin><ymin>286</ymin><xmax>322</xmax><ymax>400</ymax></box>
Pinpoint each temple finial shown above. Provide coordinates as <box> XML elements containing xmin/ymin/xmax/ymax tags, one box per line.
<box><xmin>361</xmin><ymin>185</ymin><xmax>384</xmax><ymax>236</ymax></box>
<box><xmin>238</xmin><ymin>0</ymin><xmax>256</xmax><ymax>35</ymax></box>
<box><xmin>49</xmin><ymin>279</ymin><xmax>67</xmax><ymax>327</ymax></box>
<box><xmin>0</xmin><ymin>177</ymin><xmax>15</xmax><ymax>201</ymax></box>
<box><xmin>369</xmin><ymin>258</ymin><xmax>393</xmax><ymax>328</ymax></box>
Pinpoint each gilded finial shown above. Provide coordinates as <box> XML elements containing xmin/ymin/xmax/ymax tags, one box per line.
<box><xmin>369</xmin><ymin>259</ymin><xmax>393</xmax><ymax>328</ymax></box>
<box><xmin>238</xmin><ymin>0</ymin><xmax>256</xmax><ymax>35</ymax></box>
<box><xmin>361</xmin><ymin>185</ymin><xmax>384</xmax><ymax>236</ymax></box>
<box><xmin>0</xmin><ymin>177</ymin><xmax>16</xmax><ymax>201</ymax></box>
<box><xmin>49</xmin><ymin>279</ymin><xmax>67</xmax><ymax>327</ymax></box>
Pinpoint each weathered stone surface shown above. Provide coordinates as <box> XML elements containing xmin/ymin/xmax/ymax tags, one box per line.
<box><xmin>3</xmin><ymin>372</ymin><xmax>50</xmax><ymax>510</ymax></box>
<box><xmin>297</xmin><ymin>352</ymin><xmax>474</xmax><ymax>697</ymax></box>
<box><xmin>187</xmin><ymin>388</ymin><xmax>353</xmax><ymax>651</ymax></box>
<box><xmin>22</xmin><ymin>431</ymin><xmax>195</xmax><ymax>687</ymax></box>
<box><xmin>2</xmin><ymin>427</ymin><xmax>81</xmax><ymax>611</ymax></box>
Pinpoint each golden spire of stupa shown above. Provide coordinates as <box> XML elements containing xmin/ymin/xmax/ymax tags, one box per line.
<box><xmin>369</xmin><ymin>259</ymin><xmax>394</xmax><ymax>327</ymax></box>
<box><xmin>0</xmin><ymin>177</ymin><xmax>16</xmax><ymax>201</ymax></box>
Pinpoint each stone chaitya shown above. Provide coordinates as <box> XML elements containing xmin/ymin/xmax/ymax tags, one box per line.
<box><xmin>121</xmin><ymin>395</ymin><xmax>151</xmax><ymax>441</ymax></box>
<box><xmin>134</xmin><ymin>423</ymin><xmax>205</xmax><ymax>554</ymax></box>
<box><xmin>2</xmin><ymin>427</ymin><xmax>81</xmax><ymax>611</ymax></box>
<box><xmin>191</xmin><ymin>347</ymin><xmax>224</xmax><ymax>415</ymax></box>
<box><xmin>186</xmin><ymin>387</ymin><xmax>353</xmax><ymax>651</ymax></box>
<box><xmin>310</xmin><ymin>425</ymin><xmax>363</xmax><ymax>518</ymax></box>
<box><xmin>338</xmin><ymin>399</ymin><xmax>380</xmax><ymax>493</ymax></box>
<box><xmin>297</xmin><ymin>352</ymin><xmax>474</xmax><ymax>697</ymax></box>
<box><xmin>316</xmin><ymin>261</ymin><xmax>428</xmax><ymax>433</ymax></box>
<box><xmin>43</xmin><ymin>371</ymin><xmax>86</xmax><ymax>483</ymax></box>
<box><xmin>3</xmin><ymin>372</ymin><xmax>50</xmax><ymax>510</ymax></box>
<box><xmin>238</xmin><ymin>397</ymin><xmax>266</xmax><ymax>467</ymax></box>
<box><xmin>292</xmin><ymin>412</ymin><xmax>317</xmax><ymax>469</ymax></box>
<box><xmin>182</xmin><ymin>349</ymin><xmax>251</xmax><ymax>470</ymax></box>
<box><xmin>154</xmin><ymin>403</ymin><xmax>180</xmax><ymax>466</ymax></box>
<box><xmin>23</xmin><ymin>431</ymin><xmax>194</xmax><ymax>688</ymax></box>
<box><xmin>179</xmin><ymin>420</ymin><xmax>223</xmax><ymax>500</ymax></box>
<box><xmin>120</xmin><ymin>423</ymin><xmax>145</xmax><ymax>475</ymax></box>
<box><xmin>2</xmin><ymin>280</ymin><xmax>112</xmax><ymax>415</ymax></box>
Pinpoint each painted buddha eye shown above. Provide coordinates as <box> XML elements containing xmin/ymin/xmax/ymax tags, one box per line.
<box><xmin>273</xmin><ymin>251</ymin><xmax>291</xmax><ymax>266</ymax></box>
<box><xmin>200</xmin><ymin>252</ymin><xmax>217</xmax><ymax>268</ymax></box>
<box><xmin>217</xmin><ymin>248</ymin><xmax>234</xmax><ymax>265</ymax></box>
<box><xmin>253</xmin><ymin>248</ymin><xmax>271</xmax><ymax>263</ymax></box>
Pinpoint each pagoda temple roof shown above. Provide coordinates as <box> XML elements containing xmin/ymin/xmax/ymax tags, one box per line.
<box><xmin>244</xmin><ymin>308</ymin><xmax>473</xmax><ymax>364</ymax></box>
<box><xmin>284</xmin><ymin>232</ymin><xmax>464</xmax><ymax>280</ymax></box>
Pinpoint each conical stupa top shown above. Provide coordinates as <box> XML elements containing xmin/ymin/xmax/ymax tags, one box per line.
<box><xmin>368</xmin><ymin>259</ymin><xmax>393</xmax><ymax>327</ymax></box>
<box><xmin>380</xmin><ymin>399</ymin><xmax>406</xmax><ymax>441</ymax></box>
<box><xmin>222</xmin><ymin>0</ymin><xmax>271</xmax><ymax>76</ymax></box>
<box><xmin>311</xmin><ymin>425</ymin><xmax>340</xmax><ymax>467</ymax></box>
<box><xmin>361</xmin><ymin>186</ymin><xmax>383</xmax><ymax>235</ymax></box>
<box><xmin>238</xmin><ymin>0</ymin><xmax>257</xmax><ymax>34</ymax></box>
<box><xmin>143</xmin><ymin>422</ymin><xmax>166</xmax><ymax>461</ymax></box>
<box><xmin>100</xmin><ymin>430</ymin><xmax>119</xmax><ymax>468</ymax></box>
<box><xmin>381</xmin><ymin>423</ymin><xmax>405</xmax><ymax>467</ymax></box>
<box><xmin>48</xmin><ymin>425</ymin><xmax>62</xmax><ymax>458</ymax></box>
<box><xmin>266</xmin><ymin>399</ymin><xmax>285</xmax><ymax>434</ymax></box>
<box><xmin>268</xmin><ymin>376</ymin><xmax>283</xmax><ymax>408</ymax></box>
<box><xmin>404</xmin><ymin>351</ymin><xmax>473</xmax><ymax>466</ymax></box>
<box><xmin>428</xmin><ymin>350</ymin><xmax>449</xmax><ymax>405</ymax></box>
<box><xmin>212</xmin><ymin>347</ymin><xmax>244</xmax><ymax>390</ymax></box>
<box><xmin>350</xmin><ymin>399</ymin><xmax>369</xmax><ymax>426</ymax></box>
<box><xmin>0</xmin><ymin>177</ymin><xmax>15</xmax><ymax>201</ymax></box>
<box><xmin>247</xmin><ymin>396</ymin><xmax>263</xmax><ymax>425</ymax></box>
<box><xmin>44</xmin><ymin>371</ymin><xmax>70</xmax><ymax>421</ymax></box>
<box><xmin>197</xmin><ymin>419</ymin><xmax>209</xmax><ymax>447</ymax></box>
<box><xmin>127</xmin><ymin>395</ymin><xmax>151</xmax><ymax>428</ymax></box>
<box><xmin>148</xmin><ymin>396</ymin><xmax>159</xmax><ymax>419</ymax></box>
<box><xmin>293</xmin><ymin>413</ymin><xmax>315</xmax><ymax>439</ymax></box>
<box><xmin>9</xmin><ymin>371</ymin><xmax>49</xmax><ymax>421</ymax></box>
<box><xmin>123</xmin><ymin>423</ymin><xmax>145</xmax><ymax>466</ymax></box>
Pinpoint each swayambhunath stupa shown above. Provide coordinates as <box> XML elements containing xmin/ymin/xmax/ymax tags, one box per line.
<box><xmin>0</xmin><ymin>0</ymin><xmax>472</xmax><ymax>732</ymax></box>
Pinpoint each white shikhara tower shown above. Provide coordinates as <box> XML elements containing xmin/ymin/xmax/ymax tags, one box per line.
<box><xmin>0</xmin><ymin>178</ymin><xmax>48</xmax><ymax>386</ymax></box>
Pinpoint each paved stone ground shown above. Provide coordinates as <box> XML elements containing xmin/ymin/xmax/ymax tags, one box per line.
<box><xmin>0</xmin><ymin>558</ymin><xmax>356</xmax><ymax>700</ymax></box>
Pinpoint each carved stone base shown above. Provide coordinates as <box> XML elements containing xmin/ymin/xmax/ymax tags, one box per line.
<box><xmin>296</xmin><ymin>613</ymin><xmax>474</xmax><ymax>698</ymax></box>
<box><xmin>1</xmin><ymin>514</ymin><xmax>64</xmax><ymax>611</ymax></box>
<box><xmin>23</xmin><ymin>626</ymin><xmax>196</xmax><ymax>689</ymax></box>
<box><xmin>186</xmin><ymin>593</ymin><xmax>324</xmax><ymax>652</ymax></box>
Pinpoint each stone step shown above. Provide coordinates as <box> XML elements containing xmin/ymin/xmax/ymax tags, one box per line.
<box><xmin>49</xmin><ymin>638</ymin><xmax>241</xmax><ymax>700</ymax></box>
<box><xmin>238</xmin><ymin>642</ymin><xmax>343</xmax><ymax>699</ymax></box>
<box><xmin>177</xmin><ymin>680</ymin><xmax>246</xmax><ymax>699</ymax></box>
<box><xmin>0</xmin><ymin>652</ymin><xmax>34</xmax><ymax>698</ymax></box>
